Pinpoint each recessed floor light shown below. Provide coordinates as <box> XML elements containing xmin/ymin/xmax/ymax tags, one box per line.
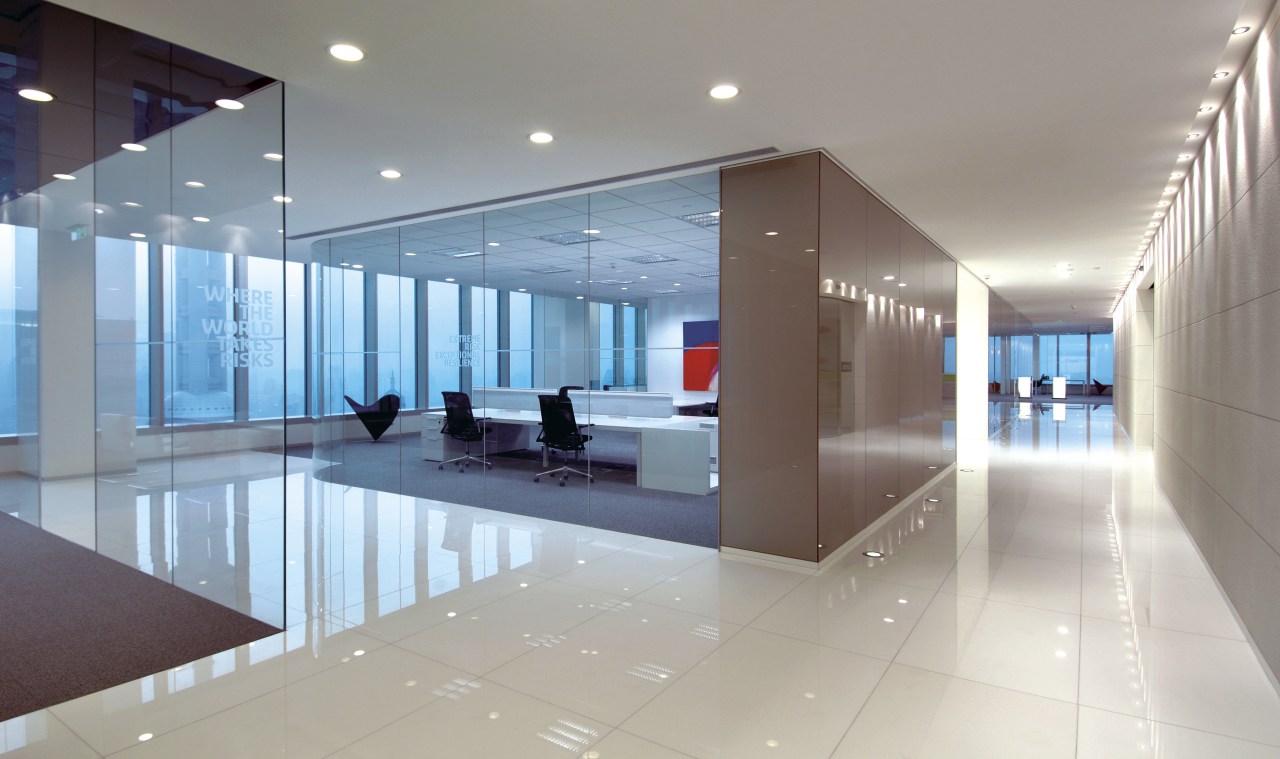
<box><xmin>121</xmin><ymin>143</ymin><xmax>147</xmax><ymax>152</ymax></box>
<box><xmin>214</xmin><ymin>98</ymin><xmax>244</xmax><ymax>110</ymax></box>
<box><xmin>185</xmin><ymin>181</ymin><xmax>206</xmax><ymax>188</ymax></box>
<box><xmin>487</xmin><ymin>242</ymin><xmax>500</xmax><ymax>247</ymax></box>
<box><xmin>863</xmin><ymin>551</ymin><xmax>884</xmax><ymax>558</ymax></box>
<box><xmin>709</xmin><ymin>84</ymin><xmax>739</xmax><ymax>99</ymax></box>
<box><xmin>1233</xmin><ymin>26</ymin><xmax>1251</xmax><ymax>34</ymax></box>
<box><xmin>129</xmin><ymin>232</ymin><xmax>146</xmax><ymax>238</ymax></box>
<box><xmin>529</xmin><ymin>131</ymin><xmax>554</xmax><ymax>144</ymax></box>
<box><xmin>263</xmin><ymin>152</ymin><xmax>284</xmax><ymax>161</ymax></box>
<box><xmin>273</xmin><ymin>195</ymin><xmax>292</xmax><ymax>203</ymax></box>
<box><xmin>18</xmin><ymin>88</ymin><xmax>54</xmax><ymax>102</ymax></box>
<box><xmin>380</xmin><ymin>169</ymin><xmax>402</xmax><ymax>179</ymax></box>
<box><xmin>1213</xmin><ymin>71</ymin><xmax>1230</xmax><ymax>79</ymax></box>
<box><xmin>192</xmin><ymin>216</ymin><xmax>210</xmax><ymax>223</ymax></box>
<box><xmin>52</xmin><ymin>173</ymin><xmax>75</xmax><ymax>180</ymax></box>
<box><xmin>328</xmin><ymin>43</ymin><xmax>365</xmax><ymax>61</ymax></box>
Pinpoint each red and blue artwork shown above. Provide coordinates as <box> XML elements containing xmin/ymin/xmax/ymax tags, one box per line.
<box><xmin>683</xmin><ymin>320</ymin><xmax>720</xmax><ymax>391</ymax></box>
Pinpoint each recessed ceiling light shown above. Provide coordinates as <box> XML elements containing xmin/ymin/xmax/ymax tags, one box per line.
<box><xmin>882</xmin><ymin>275</ymin><xmax>896</xmax><ymax>281</ymax></box>
<box><xmin>185</xmin><ymin>180</ymin><xmax>205</xmax><ymax>188</ymax></box>
<box><xmin>1178</xmin><ymin>154</ymin><xmax>1193</xmax><ymax>160</ymax></box>
<box><xmin>926</xmin><ymin>498</ymin><xmax>940</xmax><ymax>503</ymax></box>
<box><xmin>673</xmin><ymin>282</ymin><xmax>682</xmax><ymax>286</ymax></box>
<box><xmin>122</xmin><ymin>201</ymin><xmax>142</xmax><ymax>207</ymax></box>
<box><xmin>1170</xmin><ymin>172</ymin><xmax>1183</xmax><ymax>178</ymax></box>
<box><xmin>380</xmin><ymin>169</ymin><xmax>402</xmax><ymax>179</ymax></box>
<box><xmin>328</xmin><ymin>43</ymin><xmax>365</xmax><ymax>61</ymax></box>
<box><xmin>404</xmin><ymin>251</ymin><xmax>416</xmax><ymax>256</ymax></box>
<box><xmin>622</xmin><ymin>301</ymin><xmax>630</xmax><ymax>305</ymax></box>
<box><xmin>339</xmin><ymin>262</ymin><xmax>350</xmax><ymax>267</ymax></box>
<box><xmin>129</xmin><ymin>232</ymin><xmax>146</xmax><ymax>238</ymax></box>
<box><xmin>273</xmin><ymin>195</ymin><xmax>292</xmax><ymax>203</ymax></box>
<box><xmin>121</xmin><ymin>143</ymin><xmax>147</xmax><ymax>152</ymax></box>
<box><xmin>192</xmin><ymin>216</ymin><xmax>210</xmax><ymax>222</ymax></box>
<box><xmin>862</xmin><ymin>550</ymin><xmax>884</xmax><ymax>558</ymax></box>
<box><xmin>898</xmin><ymin>282</ymin><xmax>907</xmax><ymax>287</ymax></box>
<box><xmin>18</xmin><ymin>88</ymin><xmax>54</xmax><ymax>102</ymax></box>
<box><xmin>138</xmin><ymin>733</ymin><xmax>153</xmax><ymax>742</ymax></box>
<box><xmin>93</xmin><ymin>208</ymin><xmax>104</xmax><ymax>214</ymax></box>
<box><xmin>487</xmin><ymin>242</ymin><xmax>500</xmax><ymax>247</ymax></box>
<box><xmin>1198</xmin><ymin>106</ymin><xmax>1214</xmax><ymax>113</ymax></box>
<box><xmin>1213</xmin><ymin>71</ymin><xmax>1230</xmax><ymax>79</ymax></box>
<box><xmin>1187</xmin><ymin>133</ymin><xmax>1200</xmax><ymax>139</ymax></box>
<box><xmin>445</xmin><ymin>277</ymin><xmax>455</xmax><ymax>282</ymax></box>
<box><xmin>214</xmin><ymin>98</ymin><xmax>244</xmax><ymax>110</ymax></box>
<box><xmin>1233</xmin><ymin>26</ymin><xmax>1251</xmax><ymax>35</ymax></box>
<box><xmin>351</xmin><ymin>264</ymin><xmax>363</xmax><ymax>269</ymax></box>
<box><xmin>529</xmin><ymin>131</ymin><xmax>554</xmax><ymax>144</ymax></box>
<box><xmin>263</xmin><ymin>152</ymin><xmax>284</xmax><ymax>161</ymax></box>
<box><xmin>575</xmin><ymin>295</ymin><xmax>584</xmax><ymax>300</ymax></box>
<box><xmin>52</xmin><ymin>173</ymin><xmax>75</xmax><ymax>180</ymax></box>
<box><xmin>639</xmin><ymin>275</ymin><xmax>648</xmax><ymax>279</ymax></box>
<box><xmin>518</xmin><ymin>288</ymin><xmax>527</xmax><ymax>292</ymax></box>
<box><xmin>709</xmin><ymin>84</ymin><xmax>739</xmax><ymax>99</ymax></box>
<box><xmin>765</xmin><ymin>231</ymin><xmax>778</xmax><ymax>236</ymax></box>
<box><xmin>582</xmin><ymin>229</ymin><xmax>600</xmax><ymax>235</ymax></box>
<box><xmin>883</xmin><ymin>617</ymin><xmax>895</xmax><ymax>623</ymax></box>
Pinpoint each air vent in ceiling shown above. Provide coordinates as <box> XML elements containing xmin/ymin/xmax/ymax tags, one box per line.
<box><xmin>536</xmin><ymin>232</ymin><xmax>599</xmax><ymax>245</ymax></box>
<box><xmin>689</xmin><ymin>270</ymin><xmax>719</xmax><ymax>278</ymax></box>
<box><xmin>594</xmin><ymin>279</ymin><xmax>634</xmax><ymax>286</ymax></box>
<box><xmin>622</xmin><ymin>253</ymin><xmax>678</xmax><ymax>264</ymax></box>
<box><xmin>653</xmin><ymin>288</ymin><xmax>680</xmax><ymax>294</ymax></box>
<box><xmin>678</xmin><ymin>211</ymin><xmax>720</xmax><ymax>228</ymax></box>
<box><xmin>524</xmin><ymin>265</ymin><xmax>571</xmax><ymax>274</ymax></box>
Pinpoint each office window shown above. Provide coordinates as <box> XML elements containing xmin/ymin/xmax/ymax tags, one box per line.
<box><xmin>427</xmin><ymin>280</ymin><xmax>460</xmax><ymax>406</ymax></box>
<box><xmin>943</xmin><ymin>335</ymin><xmax>956</xmax><ymax>375</ymax></box>
<box><xmin>598</xmin><ymin>303</ymin><xmax>615</xmax><ymax>388</ymax></box>
<box><xmin>376</xmin><ymin>274</ymin><xmax>417</xmax><ymax>409</ymax></box>
<box><xmin>622</xmin><ymin>305</ymin><xmax>638</xmax><ymax>386</ymax></box>
<box><xmin>0</xmin><ymin>224</ymin><xmax>37</xmax><ymax>435</ymax></box>
<box><xmin>1058</xmin><ymin>334</ymin><xmax>1086</xmax><ymax>381</ymax></box>
<box><xmin>245</xmin><ymin>256</ymin><xmax>286</xmax><ymax>420</ymax></box>
<box><xmin>1090</xmin><ymin>333</ymin><xmax>1114</xmax><ymax>384</ymax></box>
<box><xmin>470</xmin><ymin>287</ymin><xmax>498</xmax><ymax>389</ymax></box>
<box><xmin>1038</xmin><ymin>335</ymin><xmax>1057</xmax><ymax>378</ymax></box>
<box><xmin>509</xmin><ymin>290</ymin><xmax>533</xmax><ymax>388</ymax></box>
<box><xmin>320</xmin><ymin>266</ymin><xmax>365</xmax><ymax>415</ymax></box>
<box><xmin>135</xmin><ymin>247</ymin><xmax>150</xmax><ymax>423</ymax></box>
<box><xmin>163</xmin><ymin>246</ymin><xmax>235</xmax><ymax>424</ymax></box>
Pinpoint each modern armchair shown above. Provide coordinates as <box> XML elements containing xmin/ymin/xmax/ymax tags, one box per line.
<box><xmin>438</xmin><ymin>391</ymin><xmax>492</xmax><ymax>472</ymax></box>
<box><xmin>344</xmin><ymin>393</ymin><xmax>401</xmax><ymax>442</ymax></box>
<box><xmin>534</xmin><ymin>394</ymin><xmax>594</xmax><ymax>486</ymax></box>
<box><xmin>1092</xmin><ymin>379</ymin><xmax>1112</xmax><ymax>395</ymax></box>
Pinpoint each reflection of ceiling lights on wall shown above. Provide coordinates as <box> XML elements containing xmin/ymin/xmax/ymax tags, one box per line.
<box><xmin>537</xmin><ymin>231</ymin><xmax>598</xmax><ymax>245</ymax></box>
<box><xmin>622</xmin><ymin>253</ymin><xmax>678</xmax><ymax>264</ymax></box>
<box><xmin>524</xmin><ymin>265</ymin><xmax>571</xmax><ymax>274</ymax></box>
<box><xmin>678</xmin><ymin>211</ymin><xmax>721</xmax><ymax>228</ymax></box>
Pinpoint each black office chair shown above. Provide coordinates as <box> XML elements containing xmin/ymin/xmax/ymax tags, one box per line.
<box><xmin>439</xmin><ymin>391</ymin><xmax>492</xmax><ymax>472</ymax></box>
<box><xmin>344</xmin><ymin>394</ymin><xmax>401</xmax><ymax>442</ymax></box>
<box><xmin>702</xmin><ymin>396</ymin><xmax>719</xmax><ymax>417</ymax></box>
<box><xmin>557</xmin><ymin>385</ymin><xmax>583</xmax><ymax>399</ymax></box>
<box><xmin>535</xmin><ymin>394</ymin><xmax>594</xmax><ymax>486</ymax></box>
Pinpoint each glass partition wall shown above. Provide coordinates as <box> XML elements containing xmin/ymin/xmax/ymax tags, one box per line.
<box><xmin>305</xmin><ymin>174</ymin><xmax>721</xmax><ymax>554</ymax></box>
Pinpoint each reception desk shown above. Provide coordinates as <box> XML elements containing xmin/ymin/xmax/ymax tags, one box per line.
<box><xmin>421</xmin><ymin>388</ymin><xmax>718</xmax><ymax>496</ymax></box>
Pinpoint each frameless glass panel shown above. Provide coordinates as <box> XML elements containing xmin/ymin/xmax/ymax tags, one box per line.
<box><xmin>1090</xmin><ymin>333</ymin><xmax>1114</xmax><ymax>385</ymax></box>
<box><xmin>1059</xmin><ymin>334</ymin><xmax>1087</xmax><ymax>382</ymax></box>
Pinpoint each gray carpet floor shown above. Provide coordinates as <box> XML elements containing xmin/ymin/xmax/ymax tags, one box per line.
<box><xmin>297</xmin><ymin>431</ymin><xmax>720</xmax><ymax>548</ymax></box>
<box><xmin>0</xmin><ymin>512</ymin><xmax>281</xmax><ymax>721</ymax></box>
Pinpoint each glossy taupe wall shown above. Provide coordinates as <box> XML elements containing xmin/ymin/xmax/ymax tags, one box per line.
<box><xmin>721</xmin><ymin>152</ymin><xmax>956</xmax><ymax>563</ymax></box>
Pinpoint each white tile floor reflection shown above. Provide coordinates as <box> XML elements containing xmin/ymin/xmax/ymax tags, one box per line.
<box><xmin>4</xmin><ymin>404</ymin><xmax>1280</xmax><ymax>757</ymax></box>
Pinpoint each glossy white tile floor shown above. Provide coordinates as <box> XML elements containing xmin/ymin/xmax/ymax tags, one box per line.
<box><xmin>4</xmin><ymin>405</ymin><xmax>1280</xmax><ymax>757</ymax></box>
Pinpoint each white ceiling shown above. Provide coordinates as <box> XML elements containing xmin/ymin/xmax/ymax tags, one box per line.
<box><xmin>52</xmin><ymin>0</ymin><xmax>1270</xmax><ymax>328</ymax></box>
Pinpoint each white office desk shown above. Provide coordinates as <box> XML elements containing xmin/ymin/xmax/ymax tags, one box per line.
<box><xmin>422</xmin><ymin>408</ymin><xmax>718</xmax><ymax>496</ymax></box>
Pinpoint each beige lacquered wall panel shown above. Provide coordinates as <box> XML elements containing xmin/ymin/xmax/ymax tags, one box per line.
<box><xmin>816</xmin><ymin>154</ymin><xmax>868</xmax><ymax>561</ymax></box>
<box><xmin>720</xmin><ymin>154</ymin><xmax>821</xmax><ymax>562</ymax></box>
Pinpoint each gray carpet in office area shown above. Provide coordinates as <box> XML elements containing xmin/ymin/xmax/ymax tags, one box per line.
<box><xmin>301</xmin><ymin>431</ymin><xmax>720</xmax><ymax>548</ymax></box>
<box><xmin>0</xmin><ymin>512</ymin><xmax>281</xmax><ymax>722</ymax></box>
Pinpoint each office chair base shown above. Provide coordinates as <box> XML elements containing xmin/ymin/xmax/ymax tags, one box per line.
<box><xmin>534</xmin><ymin>464</ymin><xmax>593</xmax><ymax>486</ymax></box>
<box><xmin>438</xmin><ymin>453</ymin><xmax>492</xmax><ymax>471</ymax></box>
